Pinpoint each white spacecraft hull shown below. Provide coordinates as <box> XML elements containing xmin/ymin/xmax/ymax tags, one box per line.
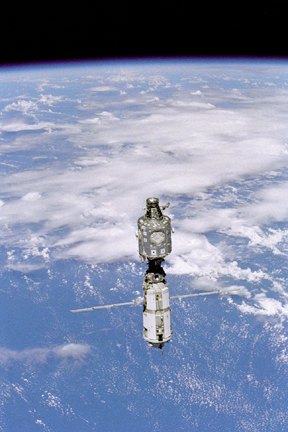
<box><xmin>143</xmin><ymin>274</ymin><xmax>172</xmax><ymax>348</ymax></box>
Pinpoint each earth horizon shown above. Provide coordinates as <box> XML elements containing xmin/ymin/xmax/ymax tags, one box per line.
<box><xmin>1</xmin><ymin>58</ymin><xmax>288</xmax><ymax>431</ymax></box>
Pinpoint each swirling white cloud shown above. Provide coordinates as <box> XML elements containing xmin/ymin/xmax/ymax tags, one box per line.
<box><xmin>1</xmin><ymin>65</ymin><xmax>288</xmax><ymax>319</ymax></box>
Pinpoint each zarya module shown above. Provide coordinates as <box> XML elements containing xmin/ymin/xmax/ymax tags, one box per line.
<box><xmin>136</xmin><ymin>197</ymin><xmax>173</xmax><ymax>349</ymax></box>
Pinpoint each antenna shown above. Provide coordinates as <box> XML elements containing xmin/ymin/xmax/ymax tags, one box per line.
<box><xmin>70</xmin><ymin>300</ymin><xmax>140</xmax><ymax>313</ymax></box>
<box><xmin>170</xmin><ymin>287</ymin><xmax>241</xmax><ymax>300</ymax></box>
<box><xmin>70</xmin><ymin>288</ymin><xmax>240</xmax><ymax>313</ymax></box>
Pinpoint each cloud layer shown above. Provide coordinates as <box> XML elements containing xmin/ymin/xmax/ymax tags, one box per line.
<box><xmin>0</xmin><ymin>343</ymin><xmax>90</xmax><ymax>366</ymax></box>
<box><xmin>1</xmin><ymin>64</ymin><xmax>288</xmax><ymax>300</ymax></box>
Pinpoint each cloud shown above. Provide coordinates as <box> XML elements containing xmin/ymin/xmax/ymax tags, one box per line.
<box><xmin>223</xmin><ymin>224</ymin><xmax>288</xmax><ymax>256</ymax></box>
<box><xmin>5</xmin><ymin>263</ymin><xmax>46</xmax><ymax>273</ymax></box>
<box><xmin>0</xmin><ymin>344</ymin><xmax>91</xmax><ymax>366</ymax></box>
<box><xmin>165</xmin><ymin>230</ymin><xmax>267</xmax><ymax>282</ymax></box>
<box><xmin>178</xmin><ymin>182</ymin><xmax>288</xmax><ymax>257</ymax></box>
<box><xmin>3</xmin><ymin>100</ymin><xmax>38</xmax><ymax>115</ymax></box>
<box><xmin>237</xmin><ymin>293</ymin><xmax>288</xmax><ymax>317</ymax></box>
<box><xmin>54</xmin><ymin>223</ymin><xmax>138</xmax><ymax>263</ymax></box>
<box><xmin>3</xmin><ymin>94</ymin><xmax>64</xmax><ymax>114</ymax></box>
<box><xmin>21</xmin><ymin>192</ymin><xmax>42</xmax><ymax>202</ymax></box>
<box><xmin>169</xmin><ymin>100</ymin><xmax>215</xmax><ymax>109</ymax></box>
<box><xmin>38</xmin><ymin>94</ymin><xmax>63</xmax><ymax>106</ymax></box>
<box><xmin>89</xmin><ymin>86</ymin><xmax>118</xmax><ymax>92</ymax></box>
<box><xmin>1</xmin><ymin>72</ymin><xmax>288</xmax><ymax>278</ymax></box>
<box><xmin>79</xmin><ymin>111</ymin><xmax>119</xmax><ymax>125</ymax></box>
<box><xmin>241</xmin><ymin>184</ymin><xmax>288</xmax><ymax>225</ymax></box>
<box><xmin>0</xmin><ymin>120</ymin><xmax>54</xmax><ymax>132</ymax></box>
<box><xmin>52</xmin><ymin>343</ymin><xmax>90</xmax><ymax>360</ymax></box>
<box><xmin>79</xmin><ymin>117</ymin><xmax>100</xmax><ymax>124</ymax></box>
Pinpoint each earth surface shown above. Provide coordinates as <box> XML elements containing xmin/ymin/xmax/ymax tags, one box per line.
<box><xmin>1</xmin><ymin>59</ymin><xmax>288</xmax><ymax>431</ymax></box>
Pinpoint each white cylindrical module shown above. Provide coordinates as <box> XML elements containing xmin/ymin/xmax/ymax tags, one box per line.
<box><xmin>142</xmin><ymin>276</ymin><xmax>172</xmax><ymax>348</ymax></box>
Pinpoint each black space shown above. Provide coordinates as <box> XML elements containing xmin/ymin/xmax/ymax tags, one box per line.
<box><xmin>1</xmin><ymin>3</ymin><xmax>287</xmax><ymax>67</ymax></box>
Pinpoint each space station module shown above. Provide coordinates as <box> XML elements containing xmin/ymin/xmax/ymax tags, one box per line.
<box><xmin>137</xmin><ymin>197</ymin><xmax>172</xmax><ymax>263</ymax></box>
<box><xmin>137</xmin><ymin>197</ymin><xmax>173</xmax><ymax>349</ymax></box>
<box><xmin>142</xmin><ymin>272</ymin><xmax>172</xmax><ymax>348</ymax></box>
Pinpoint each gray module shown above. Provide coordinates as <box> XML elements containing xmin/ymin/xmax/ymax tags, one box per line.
<box><xmin>136</xmin><ymin>197</ymin><xmax>173</xmax><ymax>262</ymax></box>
